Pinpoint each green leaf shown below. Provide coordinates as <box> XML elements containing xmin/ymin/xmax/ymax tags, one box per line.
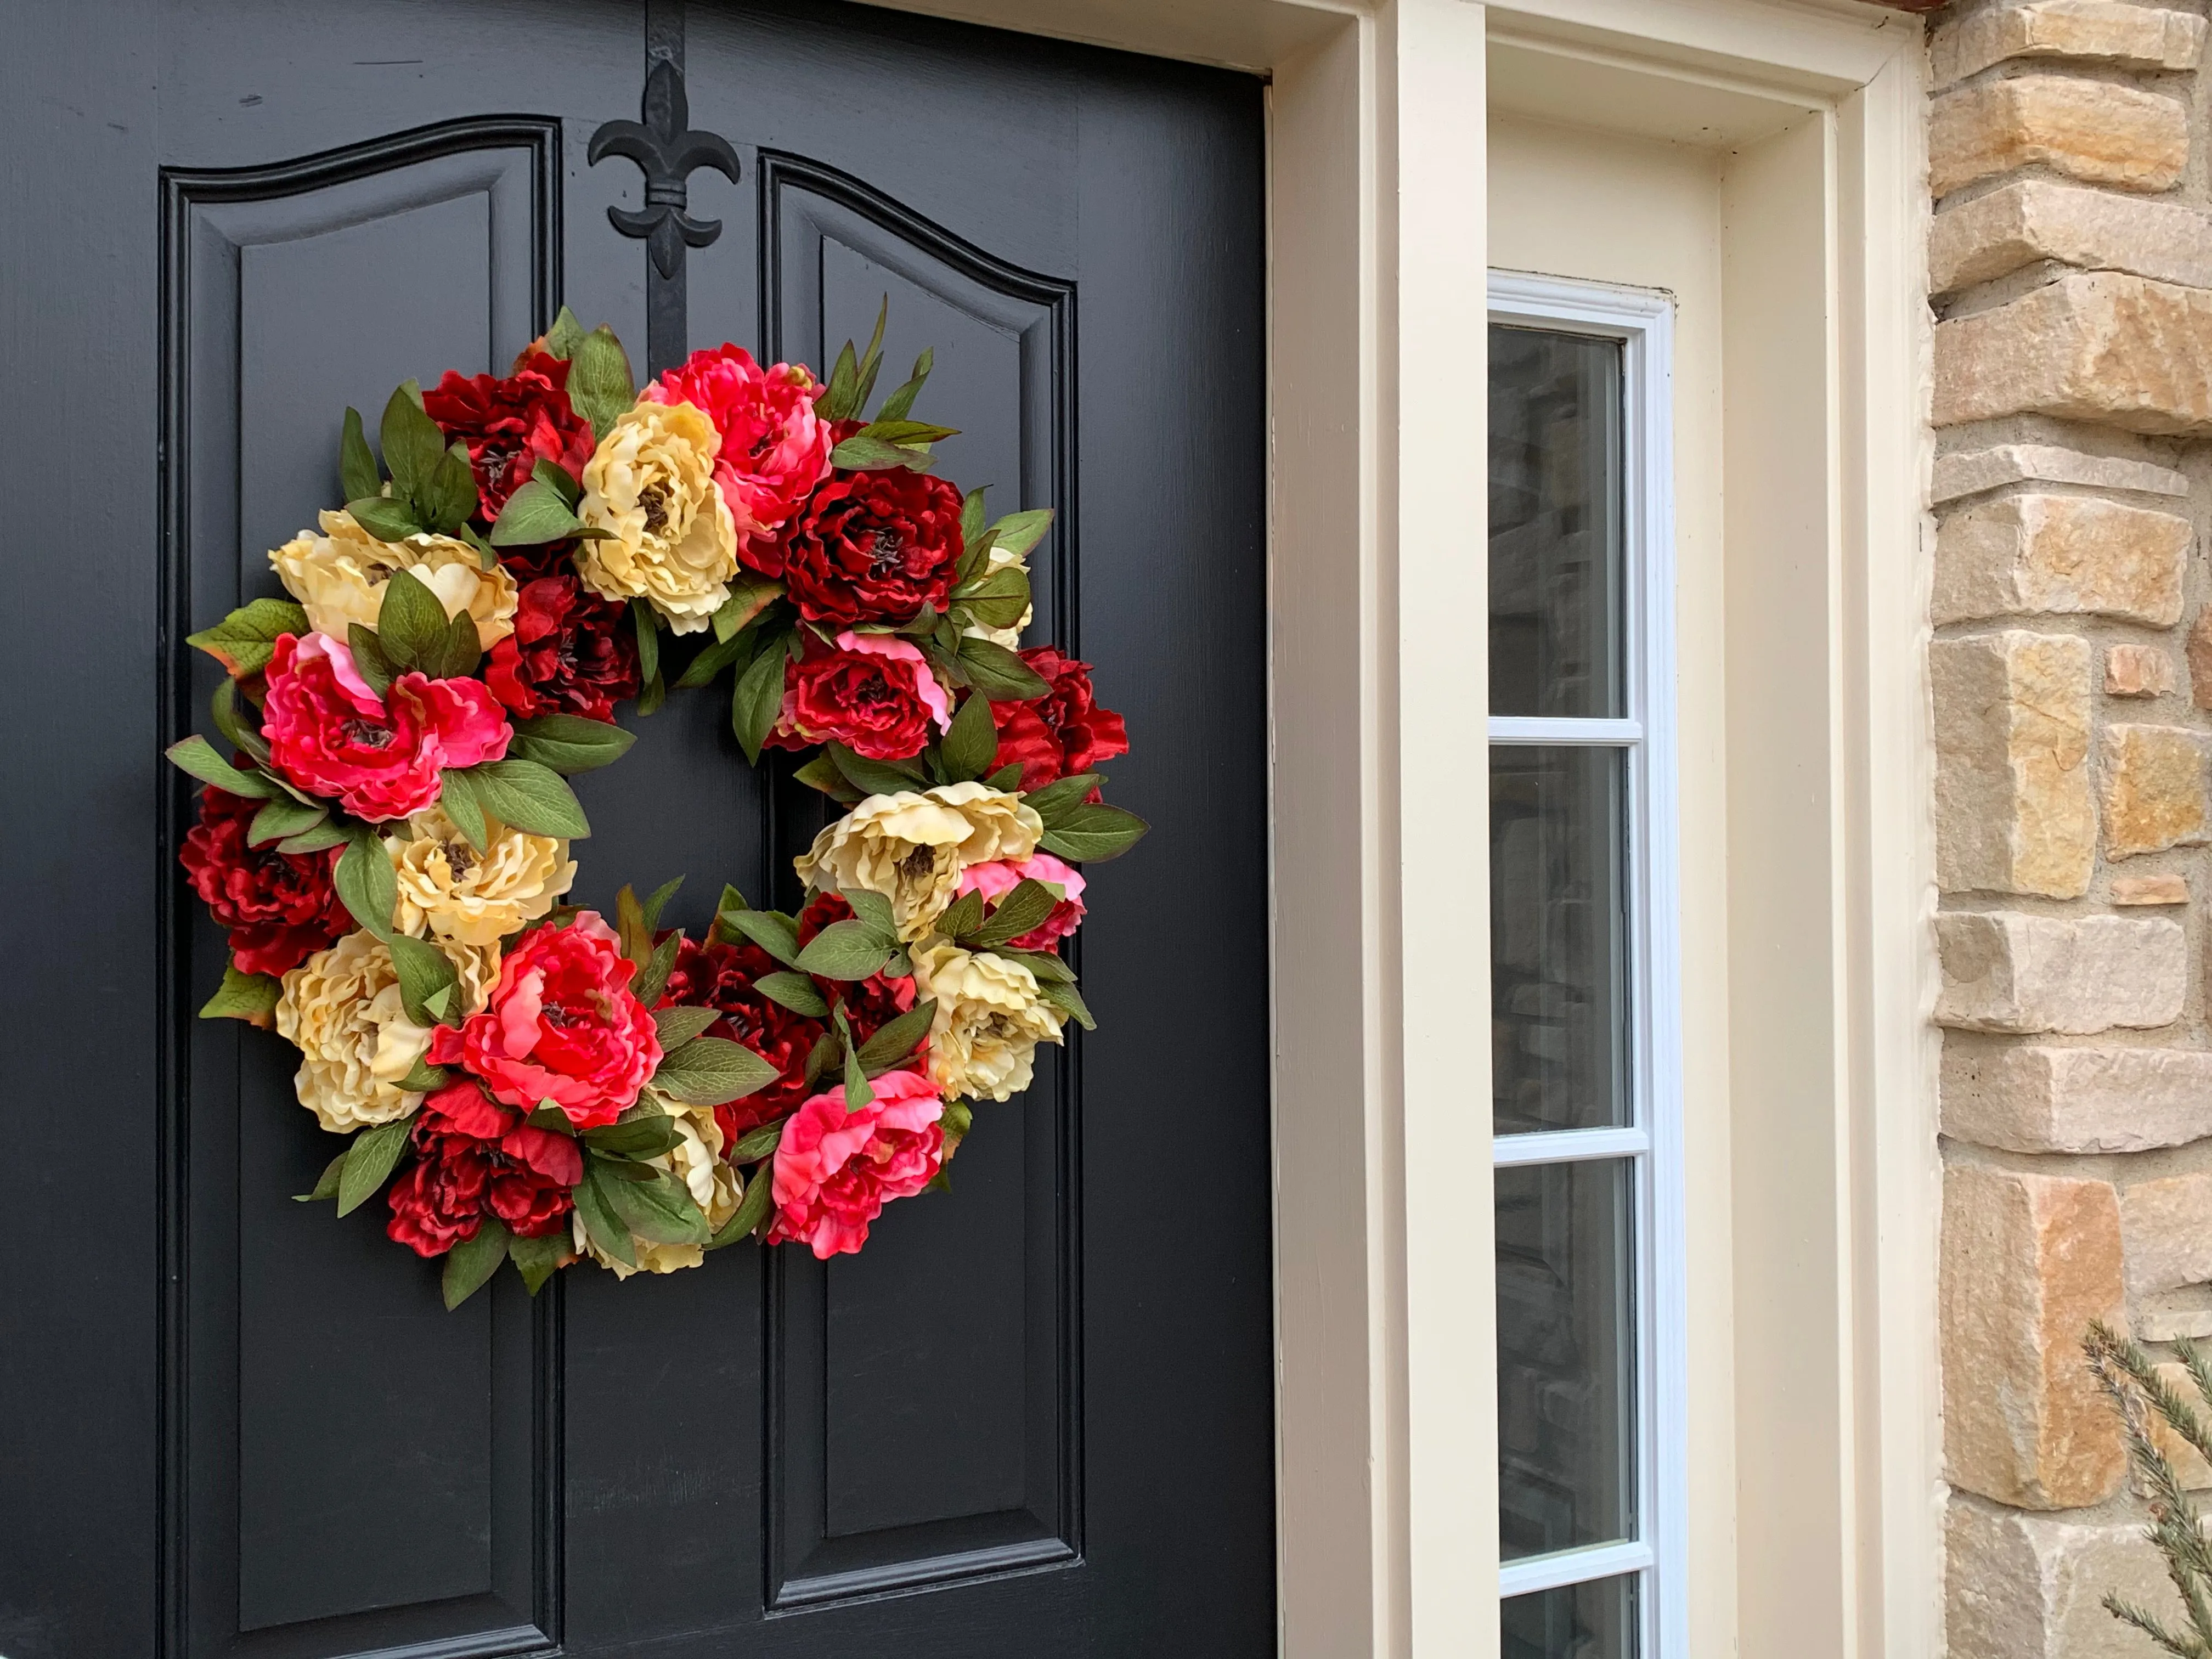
<box><xmin>673</xmin><ymin>624</ymin><xmax>756</xmax><ymax>690</ymax></box>
<box><xmin>985</xmin><ymin>762</ymin><xmax>1026</xmax><ymax>791</ymax></box>
<box><xmin>854</xmin><ymin>296</ymin><xmax>889</xmax><ymax>411</ymax></box>
<box><xmin>437</xmin><ymin>767</ymin><xmax>490</xmax><ymax>852</ymax></box>
<box><xmin>542</xmin><ymin>306</ymin><xmax>586</xmax><ymax>361</ymax></box>
<box><xmin>1039</xmin><ymin>802</ymin><xmax>1151</xmax><ymax>864</ymax></box>
<box><xmin>458</xmin><ymin>521</ymin><xmax>499</xmax><ymax>571</ymax></box>
<box><xmin>380</xmin><ymin>380</ymin><xmax>447</xmax><ymax>503</ymax></box>
<box><xmin>567</xmin><ymin>325</ymin><xmax>636</xmax><ymax>440</ymax></box>
<box><xmin>630</xmin><ymin>929</ymin><xmax>682</xmax><ymax>1007</ymax></box>
<box><xmin>730</xmin><ymin>635</ymin><xmax>788</xmax><ymax>764</ymax></box>
<box><xmin>346</xmin><ymin>624</ymin><xmax>396</xmax><ymax>699</ymax></box>
<box><xmin>641</xmin><ymin>874</ymin><xmax>685</xmax><ymax>932</ymax></box>
<box><xmin>831</xmin><ymin>434</ymin><xmax>931</xmax><ymax>472</ymax></box>
<box><xmin>277</xmin><ymin>820</ymin><xmax>351</xmax><ymax>855</ymax></box>
<box><xmin>822</xmin><ymin>336</ymin><xmax>861</xmax><ymax>422</ymax></box>
<box><xmin>573</xmin><ymin>1164</ymin><xmax>636</xmax><ymax>1267</ymax></box>
<box><xmin>489</xmin><ymin>478</ymin><xmax>587</xmax><ymax>546</ymax></box>
<box><xmin>247</xmin><ymin>795</ymin><xmax>328</xmax><ymax>848</ymax></box>
<box><xmin>422</xmin><ymin>609</ymin><xmax>481</xmax><ymax>681</ymax></box>
<box><xmin>961</xmin><ymin>486</ymin><xmax>988</xmax><ymax>551</ymax></box>
<box><xmin>708</xmin><ymin>883</ymin><xmax>749</xmax><ymax>944</ymax></box>
<box><xmin>935</xmin><ymin>889</ymin><xmax>986</xmax><ymax>944</ymax></box>
<box><xmin>1036</xmin><ymin>977</ymin><xmax>1096</xmax><ymax>1031</ymax></box>
<box><xmin>652</xmin><ymin>1035</ymin><xmax>782</xmax><ymax>1107</ymax></box>
<box><xmin>387</xmin><ymin>934</ymin><xmax>461</xmax><ymax>1026</ymax></box>
<box><xmin>375</xmin><ymin>566</ymin><xmax>451</xmax><ymax>673</ymax></box>
<box><xmin>725</xmin><ymin>909</ymin><xmax>800</xmax><ymax>966</ymax></box>
<box><xmin>842</xmin><ymin>888</ymin><xmax>898</xmax><ymax>943</ymax></box>
<box><xmin>396</xmin><ymin>1053</ymin><xmax>450</xmax><ymax>1093</ymax></box>
<box><xmin>187</xmin><ymin>597</ymin><xmax>310</xmax><ymax>678</ymax></box>
<box><xmin>532</xmin><ymin>455</ymin><xmax>583</xmax><ymax>510</ymax></box>
<box><xmin>826</xmin><ymin>743</ymin><xmax>927</xmax><ymax>801</ymax></box>
<box><xmin>456</xmin><ymin>759</ymin><xmax>590</xmax><ymax>838</ymax></box>
<box><xmin>338</xmin><ymin>406</ymin><xmax>381</xmax><ymax>503</ymax></box>
<box><xmin>716</xmin><ymin>575</ymin><xmax>785</xmax><ymax>640</ymax></box>
<box><xmin>210</xmin><ymin>676</ymin><xmax>272</xmax><ymax>764</ymax></box>
<box><xmin>708</xmin><ymin>1163</ymin><xmax>777</xmax><ymax>1249</ymax></box>
<box><xmin>938</xmin><ymin>691</ymin><xmax>999</xmax><ymax>783</ymax></box>
<box><xmin>996</xmin><ymin>945</ymin><xmax>1075</xmax><ymax>984</ymax></box>
<box><xmin>584</xmin><ymin>1112</ymin><xmax>684</xmax><ymax>1159</ymax></box>
<box><xmin>509</xmin><ymin>1228</ymin><xmax>571</xmax><ymax>1295</ymax></box>
<box><xmin>966</xmin><ymin>878</ymin><xmax>1060</xmax><ymax>949</ymax></box>
<box><xmin>616</xmin><ymin>881</ymin><xmax>653</xmax><ymax>966</ymax></box>
<box><xmin>792</xmin><ymin>919</ymin><xmax>893</xmax><ymax>983</ymax></box>
<box><xmin>420</xmin><ymin>442</ymin><xmax>479</xmax><ymax>535</ymax></box>
<box><xmin>874</xmin><ymin>348</ymin><xmax>933</xmax><ymax>424</ymax></box>
<box><xmin>856</xmin><ymin>998</ymin><xmax>935</xmax><ymax>1076</ymax></box>
<box><xmin>509</xmin><ymin>713</ymin><xmax>636</xmax><ymax>775</ymax></box>
<box><xmin>334</xmin><ymin>828</ymin><xmax>398</xmax><ymax>939</ymax></box>
<box><xmin>526</xmin><ymin>1103</ymin><xmax>579</xmax><ymax>1135</ymax></box>
<box><xmin>986</xmin><ymin>508</ymin><xmax>1054</xmax><ymax>560</ymax></box>
<box><xmin>442</xmin><ymin>1216</ymin><xmax>511</xmax><ymax>1309</ymax></box>
<box><xmin>630</xmin><ymin>599</ymin><xmax>661</xmax><ymax>689</ymax></box>
<box><xmin>957</xmin><ymin>636</ymin><xmax>1051</xmax><ymax>700</ymax></box>
<box><xmin>636</xmin><ymin>668</ymin><xmax>667</xmax><ymax>718</ymax></box>
<box><xmin>792</xmin><ymin>752</ymin><xmax>864</xmax><ymax>803</ymax></box>
<box><xmin>337</xmin><ymin>1116</ymin><xmax>414</xmax><ymax>1217</ymax></box>
<box><xmin>167</xmin><ymin>735</ymin><xmax>274</xmax><ymax>799</ymax></box>
<box><xmin>346</xmin><ymin>494</ymin><xmax>425</xmax><ymax>543</ymax></box>
<box><xmin>653</xmin><ymin>1006</ymin><xmax>721</xmax><ymax>1049</ymax></box>
<box><xmin>752</xmin><ymin>971</ymin><xmax>830</xmax><ymax>1018</ymax></box>
<box><xmin>730</xmin><ymin>1119</ymin><xmax>789</xmax><ymax>1163</ymax></box>
<box><xmin>604</xmin><ymin>1164</ymin><xmax>713</xmax><ymax>1246</ymax></box>
<box><xmin>857</xmin><ymin>419</ymin><xmax>958</xmax><ymax>445</ymax></box>
<box><xmin>295</xmin><ymin>1150</ymin><xmax>349</xmax><ymax>1203</ymax></box>
<box><xmin>200</xmin><ymin>962</ymin><xmax>282</xmax><ymax>1024</ymax></box>
<box><xmin>953</xmin><ymin>565</ymin><xmax>1031</xmax><ymax>629</ymax></box>
<box><xmin>1020</xmin><ymin>772</ymin><xmax>1105</xmax><ymax>829</ymax></box>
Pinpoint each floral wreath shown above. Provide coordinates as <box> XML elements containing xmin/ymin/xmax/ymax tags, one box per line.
<box><xmin>169</xmin><ymin>304</ymin><xmax>1144</xmax><ymax>1305</ymax></box>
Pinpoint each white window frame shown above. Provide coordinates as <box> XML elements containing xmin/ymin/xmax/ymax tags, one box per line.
<box><xmin>1487</xmin><ymin>270</ymin><xmax>1685</xmax><ymax>1659</ymax></box>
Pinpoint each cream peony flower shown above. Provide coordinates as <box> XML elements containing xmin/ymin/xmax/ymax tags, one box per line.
<box><xmin>275</xmin><ymin>931</ymin><xmax>500</xmax><ymax>1132</ymax></box>
<box><xmin>575</xmin><ymin>399</ymin><xmax>738</xmax><ymax>634</ymax></box>
<box><xmin>795</xmin><ymin>782</ymin><xmax>1045</xmax><ymax>943</ymax></box>
<box><xmin>574</xmin><ymin>1103</ymin><xmax>743</xmax><ymax>1278</ymax></box>
<box><xmin>386</xmin><ymin>807</ymin><xmax>576</xmax><ymax>947</ymax></box>
<box><xmin>910</xmin><ymin>941</ymin><xmax>1065</xmax><ymax>1102</ymax></box>
<box><xmin>270</xmin><ymin>509</ymin><xmax>518</xmax><ymax>645</ymax></box>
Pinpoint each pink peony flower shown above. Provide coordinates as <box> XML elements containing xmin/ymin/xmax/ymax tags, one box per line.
<box><xmin>428</xmin><ymin>912</ymin><xmax>661</xmax><ymax>1130</ymax></box>
<box><xmin>767</xmin><ymin>1068</ymin><xmax>945</xmax><ymax>1259</ymax></box>
<box><xmin>644</xmin><ymin>344</ymin><xmax>833</xmax><ymax>565</ymax></box>
<box><xmin>953</xmin><ymin>851</ymin><xmax>1087</xmax><ymax>949</ymax></box>
<box><xmin>261</xmin><ymin>631</ymin><xmax>511</xmax><ymax>821</ymax></box>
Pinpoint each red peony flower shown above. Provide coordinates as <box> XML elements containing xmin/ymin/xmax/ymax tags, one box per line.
<box><xmin>427</xmin><ymin>912</ymin><xmax>661</xmax><ymax>1130</ymax></box>
<box><xmin>658</xmin><ymin>935</ymin><xmax>824</xmax><ymax>1144</ymax></box>
<box><xmin>262</xmin><ymin>632</ymin><xmax>511</xmax><ymax>822</ymax></box>
<box><xmin>988</xmin><ymin>648</ymin><xmax>1130</xmax><ymax>791</ymax></box>
<box><xmin>767</xmin><ymin>1068</ymin><xmax>945</xmax><ymax>1259</ymax></box>
<box><xmin>179</xmin><ymin>786</ymin><xmax>353</xmax><ymax>976</ymax></box>
<box><xmin>644</xmin><ymin>344</ymin><xmax>832</xmax><ymax>565</ymax></box>
<box><xmin>423</xmin><ymin>351</ymin><xmax>596</xmax><ymax>521</ymax></box>
<box><xmin>952</xmin><ymin>852</ymin><xmax>1087</xmax><ymax>950</ymax></box>
<box><xmin>795</xmin><ymin>893</ymin><xmax>922</xmax><ymax>1049</ymax></box>
<box><xmin>484</xmin><ymin>575</ymin><xmax>641</xmax><ymax>722</ymax></box>
<box><xmin>385</xmin><ymin>1078</ymin><xmax>582</xmax><ymax>1257</ymax></box>
<box><xmin>764</xmin><ymin>630</ymin><xmax>950</xmax><ymax>761</ymax></box>
<box><xmin>777</xmin><ymin>467</ymin><xmax>964</xmax><ymax>627</ymax></box>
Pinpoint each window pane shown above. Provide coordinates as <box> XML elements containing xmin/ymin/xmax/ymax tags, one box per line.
<box><xmin>1489</xmin><ymin>324</ymin><xmax>1624</xmax><ymax>719</ymax></box>
<box><xmin>1491</xmin><ymin>746</ymin><xmax>1628</xmax><ymax>1135</ymax></box>
<box><xmin>1497</xmin><ymin>1159</ymin><xmax>1636</xmax><ymax>1559</ymax></box>
<box><xmin>1502</xmin><ymin>1573</ymin><xmax>1638</xmax><ymax>1659</ymax></box>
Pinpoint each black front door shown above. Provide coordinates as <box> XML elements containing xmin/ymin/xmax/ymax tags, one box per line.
<box><xmin>0</xmin><ymin>3</ymin><xmax>1271</xmax><ymax>1655</ymax></box>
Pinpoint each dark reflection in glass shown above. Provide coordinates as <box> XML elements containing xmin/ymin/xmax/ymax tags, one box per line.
<box><xmin>1502</xmin><ymin>1573</ymin><xmax>1638</xmax><ymax>1659</ymax></box>
<box><xmin>1497</xmin><ymin>1159</ymin><xmax>1635</xmax><ymax>1560</ymax></box>
<box><xmin>1489</xmin><ymin>324</ymin><xmax>1624</xmax><ymax>719</ymax></box>
<box><xmin>1491</xmin><ymin>746</ymin><xmax>1628</xmax><ymax>1135</ymax></box>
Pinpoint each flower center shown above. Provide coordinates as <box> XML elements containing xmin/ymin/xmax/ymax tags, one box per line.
<box><xmin>442</xmin><ymin>840</ymin><xmax>475</xmax><ymax>880</ymax></box>
<box><xmin>868</xmin><ymin>527</ymin><xmax>906</xmax><ymax>574</ymax></box>
<box><xmin>898</xmin><ymin>844</ymin><xmax>935</xmax><ymax>882</ymax></box>
<box><xmin>639</xmin><ymin>482</ymin><xmax>670</xmax><ymax>535</ymax></box>
<box><xmin>342</xmin><ymin>719</ymin><xmax>393</xmax><ymax>749</ymax></box>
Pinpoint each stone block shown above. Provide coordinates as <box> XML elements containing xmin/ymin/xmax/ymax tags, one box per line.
<box><xmin>2186</xmin><ymin>609</ymin><xmax>2212</xmax><ymax>709</ymax></box>
<box><xmin>1934</xmin><ymin>494</ymin><xmax>2188</xmax><ymax>625</ymax></box>
<box><xmin>1933</xmin><ymin>632</ymin><xmax>2094</xmax><ymax>896</ymax></box>
<box><xmin>2106</xmin><ymin>642</ymin><xmax>2174</xmax><ymax>698</ymax></box>
<box><xmin>1934</xmin><ymin>1</ymin><xmax>2208</xmax><ymax>87</ymax></box>
<box><xmin>2148</xmin><ymin>1360</ymin><xmax>2212</xmax><ymax>1487</ymax></box>
<box><xmin>1943</xmin><ymin>1163</ymin><xmax>2126</xmax><ymax>1506</ymax></box>
<box><xmin>1947</xmin><ymin>1496</ymin><xmax>2184</xmax><ymax>1658</ymax></box>
<box><xmin>1942</xmin><ymin>1040</ymin><xmax>2212</xmax><ymax>1151</ymax></box>
<box><xmin>1929</xmin><ymin>76</ymin><xmax>2188</xmax><ymax>199</ymax></box>
<box><xmin>1934</xmin><ymin>441</ymin><xmax>2190</xmax><ymax>505</ymax></box>
<box><xmin>2121</xmin><ymin>1172</ymin><xmax>2212</xmax><ymax>1298</ymax></box>
<box><xmin>2112</xmin><ymin>871</ymin><xmax>2189</xmax><ymax>904</ymax></box>
<box><xmin>1932</xmin><ymin>180</ymin><xmax>2212</xmax><ymax>295</ymax></box>
<box><xmin>1935</xmin><ymin>273</ymin><xmax>2212</xmax><ymax>436</ymax></box>
<box><xmin>2103</xmin><ymin>724</ymin><xmax>2209</xmax><ymax>857</ymax></box>
<box><xmin>1936</xmin><ymin>910</ymin><xmax>2186</xmax><ymax>1034</ymax></box>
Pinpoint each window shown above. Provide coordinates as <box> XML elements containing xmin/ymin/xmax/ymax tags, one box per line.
<box><xmin>1489</xmin><ymin>274</ymin><xmax>1683</xmax><ymax>1659</ymax></box>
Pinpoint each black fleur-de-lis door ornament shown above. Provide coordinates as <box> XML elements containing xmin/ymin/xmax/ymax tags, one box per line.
<box><xmin>589</xmin><ymin>2</ymin><xmax>740</xmax><ymax>377</ymax></box>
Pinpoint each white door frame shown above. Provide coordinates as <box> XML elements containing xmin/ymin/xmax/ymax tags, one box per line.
<box><xmin>862</xmin><ymin>2</ymin><xmax>1935</xmax><ymax>1654</ymax></box>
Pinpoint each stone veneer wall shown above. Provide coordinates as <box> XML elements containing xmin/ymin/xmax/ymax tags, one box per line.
<box><xmin>1926</xmin><ymin>2</ymin><xmax>2212</xmax><ymax>1652</ymax></box>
